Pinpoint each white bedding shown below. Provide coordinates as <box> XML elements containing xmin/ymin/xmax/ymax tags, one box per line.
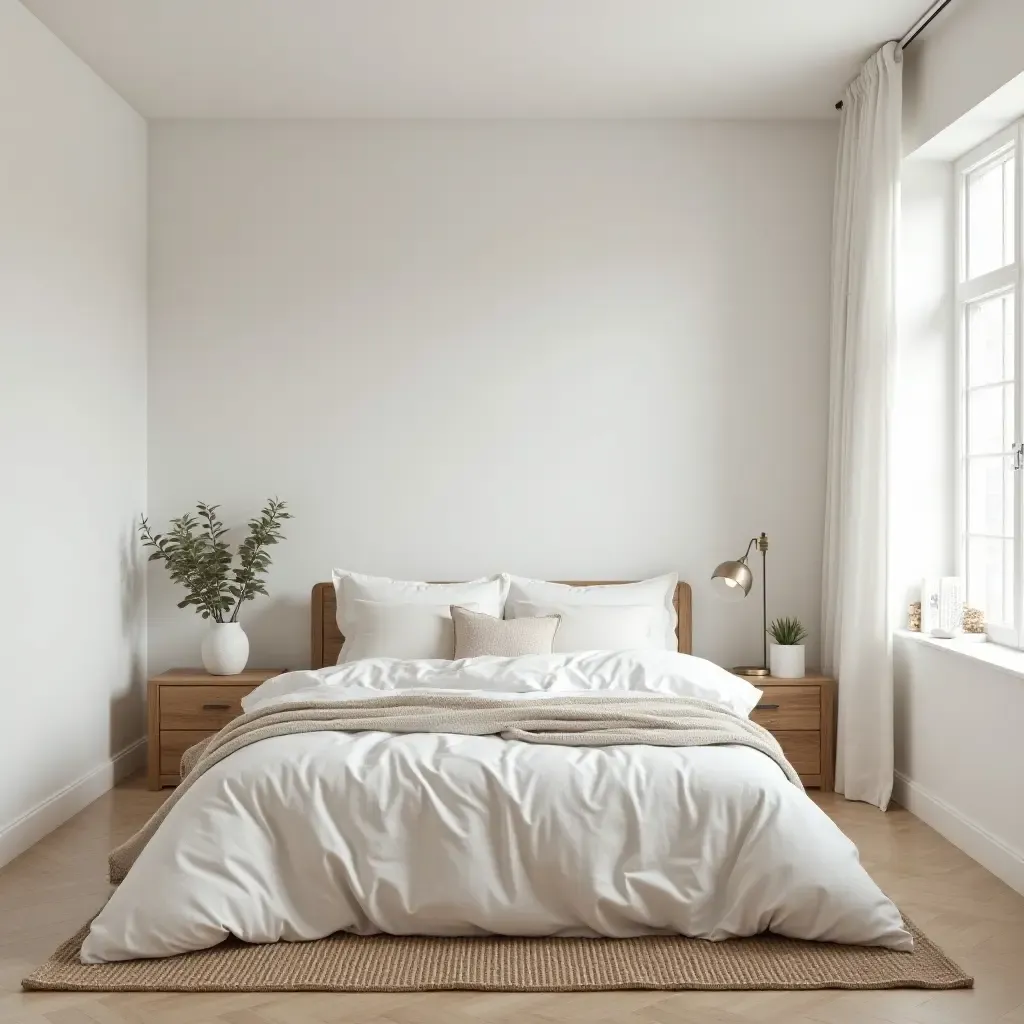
<box><xmin>82</xmin><ymin>653</ymin><xmax>911</xmax><ymax>962</ymax></box>
<box><xmin>241</xmin><ymin>649</ymin><xmax>767</xmax><ymax>718</ymax></box>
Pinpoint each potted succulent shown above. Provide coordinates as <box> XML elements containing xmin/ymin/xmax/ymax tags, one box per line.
<box><xmin>139</xmin><ymin>498</ymin><xmax>292</xmax><ymax>675</ymax></box>
<box><xmin>767</xmin><ymin>617</ymin><xmax>808</xmax><ymax>679</ymax></box>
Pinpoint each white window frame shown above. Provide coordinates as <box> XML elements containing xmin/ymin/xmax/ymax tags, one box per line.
<box><xmin>955</xmin><ymin>122</ymin><xmax>1023</xmax><ymax>647</ymax></box>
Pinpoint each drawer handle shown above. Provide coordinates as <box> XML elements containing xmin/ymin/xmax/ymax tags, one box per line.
<box><xmin>202</xmin><ymin>702</ymin><xmax>232</xmax><ymax>710</ymax></box>
<box><xmin>756</xmin><ymin>703</ymin><xmax>780</xmax><ymax>710</ymax></box>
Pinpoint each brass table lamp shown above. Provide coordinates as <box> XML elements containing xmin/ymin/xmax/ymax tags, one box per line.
<box><xmin>712</xmin><ymin>532</ymin><xmax>769</xmax><ymax>677</ymax></box>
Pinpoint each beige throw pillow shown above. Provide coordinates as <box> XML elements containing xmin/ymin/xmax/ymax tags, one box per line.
<box><xmin>451</xmin><ymin>605</ymin><xmax>560</xmax><ymax>659</ymax></box>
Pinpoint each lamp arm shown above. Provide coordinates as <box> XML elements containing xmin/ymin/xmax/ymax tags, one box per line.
<box><xmin>738</xmin><ymin>537</ymin><xmax>759</xmax><ymax>564</ymax></box>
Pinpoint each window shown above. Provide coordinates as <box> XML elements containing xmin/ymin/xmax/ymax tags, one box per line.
<box><xmin>956</xmin><ymin>126</ymin><xmax>1022</xmax><ymax>646</ymax></box>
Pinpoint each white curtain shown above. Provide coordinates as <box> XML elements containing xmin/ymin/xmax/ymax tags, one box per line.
<box><xmin>821</xmin><ymin>42</ymin><xmax>902</xmax><ymax>811</ymax></box>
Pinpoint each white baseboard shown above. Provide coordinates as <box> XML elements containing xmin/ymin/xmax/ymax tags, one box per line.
<box><xmin>893</xmin><ymin>771</ymin><xmax>1024</xmax><ymax>896</ymax></box>
<box><xmin>0</xmin><ymin>737</ymin><xmax>147</xmax><ymax>870</ymax></box>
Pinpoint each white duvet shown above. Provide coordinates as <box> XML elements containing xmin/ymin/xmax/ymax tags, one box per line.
<box><xmin>82</xmin><ymin>652</ymin><xmax>911</xmax><ymax>962</ymax></box>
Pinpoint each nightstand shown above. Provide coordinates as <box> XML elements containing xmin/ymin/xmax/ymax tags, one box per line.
<box><xmin>747</xmin><ymin>674</ymin><xmax>837</xmax><ymax>791</ymax></box>
<box><xmin>147</xmin><ymin>667</ymin><xmax>286</xmax><ymax>789</ymax></box>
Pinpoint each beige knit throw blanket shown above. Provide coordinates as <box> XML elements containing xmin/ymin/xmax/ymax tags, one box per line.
<box><xmin>110</xmin><ymin>693</ymin><xmax>801</xmax><ymax>883</ymax></box>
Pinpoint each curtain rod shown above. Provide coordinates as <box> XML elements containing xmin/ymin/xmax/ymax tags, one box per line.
<box><xmin>834</xmin><ymin>0</ymin><xmax>954</xmax><ymax>110</ymax></box>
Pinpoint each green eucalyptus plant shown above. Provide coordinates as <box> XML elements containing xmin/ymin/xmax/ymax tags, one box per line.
<box><xmin>766</xmin><ymin>616</ymin><xmax>808</xmax><ymax>646</ymax></box>
<box><xmin>139</xmin><ymin>498</ymin><xmax>292</xmax><ymax>623</ymax></box>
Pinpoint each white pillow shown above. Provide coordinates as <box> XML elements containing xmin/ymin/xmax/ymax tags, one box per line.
<box><xmin>339</xmin><ymin>600</ymin><xmax>486</xmax><ymax>662</ymax></box>
<box><xmin>505</xmin><ymin>574</ymin><xmax>678</xmax><ymax>650</ymax></box>
<box><xmin>513</xmin><ymin>602</ymin><xmax>661</xmax><ymax>653</ymax></box>
<box><xmin>332</xmin><ymin>570</ymin><xmax>509</xmax><ymax>662</ymax></box>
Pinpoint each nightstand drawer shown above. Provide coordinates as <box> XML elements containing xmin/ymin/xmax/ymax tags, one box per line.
<box><xmin>148</xmin><ymin>669</ymin><xmax>287</xmax><ymax>789</ymax></box>
<box><xmin>159</xmin><ymin>730</ymin><xmax>215</xmax><ymax>776</ymax></box>
<box><xmin>159</xmin><ymin>685</ymin><xmax>252</xmax><ymax>729</ymax></box>
<box><xmin>729</xmin><ymin>672</ymin><xmax>835</xmax><ymax>790</ymax></box>
<box><xmin>750</xmin><ymin>685</ymin><xmax>820</xmax><ymax>730</ymax></box>
<box><xmin>773</xmin><ymin>730</ymin><xmax>821</xmax><ymax>776</ymax></box>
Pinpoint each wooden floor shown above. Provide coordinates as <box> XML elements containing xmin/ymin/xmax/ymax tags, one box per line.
<box><xmin>1</xmin><ymin>779</ymin><xmax>1022</xmax><ymax>1023</ymax></box>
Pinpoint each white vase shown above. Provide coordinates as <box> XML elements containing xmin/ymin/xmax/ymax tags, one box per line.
<box><xmin>201</xmin><ymin>622</ymin><xmax>250</xmax><ymax>675</ymax></box>
<box><xmin>769</xmin><ymin>643</ymin><xmax>805</xmax><ymax>679</ymax></box>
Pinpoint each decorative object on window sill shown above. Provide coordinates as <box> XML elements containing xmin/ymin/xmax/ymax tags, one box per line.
<box><xmin>920</xmin><ymin>578</ymin><xmax>940</xmax><ymax>633</ymax></box>
<box><xmin>139</xmin><ymin>497</ymin><xmax>293</xmax><ymax>675</ymax></box>
<box><xmin>908</xmin><ymin>601</ymin><xmax>922</xmax><ymax>631</ymax></box>
<box><xmin>929</xmin><ymin>577</ymin><xmax>964</xmax><ymax>639</ymax></box>
<box><xmin>960</xmin><ymin>605</ymin><xmax>987</xmax><ymax>642</ymax></box>
<box><xmin>766</xmin><ymin>616</ymin><xmax>808</xmax><ymax>678</ymax></box>
<box><xmin>962</xmin><ymin>606</ymin><xmax>985</xmax><ymax>633</ymax></box>
<box><xmin>711</xmin><ymin>532</ymin><xmax>769</xmax><ymax>677</ymax></box>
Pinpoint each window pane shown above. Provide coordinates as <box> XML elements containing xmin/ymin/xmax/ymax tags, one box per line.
<box><xmin>1007</xmin><ymin>538</ymin><xmax>1016</xmax><ymax>627</ymax></box>
<box><xmin>1007</xmin><ymin>157</ymin><xmax>1016</xmax><ymax>266</ymax></box>
<box><xmin>968</xmin><ymin>456</ymin><xmax>1008</xmax><ymax>534</ymax></box>
<box><xmin>968</xmin><ymin>156</ymin><xmax>1014</xmax><ymax>279</ymax></box>
<box><xmin>1007</xmin><ymin>443</ymin><xmax>1016</xmax><ymax>530</ymax></box>
<box><xmin>968</xmin><ymin>386</ymin><xmax>1006</xmax><ymax>454</ymax></box>
<box><xmin>967</xmin><ymin>536</ymin><xmax>1008</xmax><ymax>624</ymax></box>
<box><xmin>1007</xmin><ymin>296</ymin><xmax>1016</xmax><ymax>380</ymax></box>
<box><xmin>1006</xmin><ymin>382</ymin><xmax>1016</xmax><ymax>454</ymax></box>
<box><xmin>967</xmin><ymin>292</ymin><xmax>1015</xmax><ymax>386</ymax></box>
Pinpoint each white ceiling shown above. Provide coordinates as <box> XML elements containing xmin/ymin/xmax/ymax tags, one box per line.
<box><xmin>21</xmin><ymin>0</ymin><xmax>929</xmax><ymax>119</ymax></box>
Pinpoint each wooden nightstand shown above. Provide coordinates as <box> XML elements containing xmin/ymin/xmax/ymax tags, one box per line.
<box><xmin>147</xmin><ymin>668</ymin><xmax>286</xmax><ymax>789</ymax></box>
<box><xmin>747</xmin><ymin>674</ymin><xmax>837</xmax><ymax>791</ymax></box>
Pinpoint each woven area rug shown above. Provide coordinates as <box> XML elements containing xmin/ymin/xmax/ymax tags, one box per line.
<box><xmin>23</xmin><ymin>917</ymin><xmax>971</xmax><ymax>993</ymax></box>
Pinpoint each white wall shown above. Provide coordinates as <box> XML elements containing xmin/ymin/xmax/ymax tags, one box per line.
<box><xmin>0</xmin><ymin>1</ymin><xmax>147</xmax><ymax>864</ymax></box>
<box><xmin>148</xmin><ymin>120</ymin><xmax>836</xmax><ymax>673</ymax></box>
<box><xmin>904</xmin><ymin>0</ymin><xmax>1024</xmax><ymax>154</ymax></box>
<box><xmin>894</xmin><ymin>637</ymin><xmax>1024</xmax><ymax>893</ymax></box>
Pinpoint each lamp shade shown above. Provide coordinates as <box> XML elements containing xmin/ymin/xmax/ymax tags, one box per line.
<box><xmin>711</xmin><ymin>559</ymin><xmax>753</xmax><ymax>600</ymax></box>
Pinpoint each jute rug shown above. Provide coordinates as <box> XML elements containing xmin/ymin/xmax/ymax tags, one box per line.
<box><xmin>23</xmin><ymin>917</ymin><xmax>971</xmax><ymax>993</ymax></box>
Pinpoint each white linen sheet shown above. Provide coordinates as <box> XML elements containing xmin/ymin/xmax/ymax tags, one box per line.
<box><xmin>242</xmin><ymin>650</ymin><xmax>767</xmax><ymax>718</ymax></box>
<box><xmin>82</xmin><ymin>655</ymin><xmax>911</xmax><ymax>962</ymax></box>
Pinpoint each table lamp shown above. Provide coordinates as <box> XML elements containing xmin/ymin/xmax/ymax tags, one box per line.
<box><xmin>711</xmin><ymin>532</ymin><xmax>769</xmax><ymax>677</ymax></box>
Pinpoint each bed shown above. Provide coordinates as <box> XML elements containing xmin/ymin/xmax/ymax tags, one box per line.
<box><xmin>81</xmin><ymin>577</ymin><xmax>910</xmax><ymax>963</ymax></box>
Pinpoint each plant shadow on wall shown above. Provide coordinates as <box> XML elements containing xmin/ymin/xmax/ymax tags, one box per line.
<box><xmin>109</xmin><ymin>528</ymin><xmax>146</xmax><ymax>769</ymax></box>
<box><xmin>139</xmin><ymin>498</ymin><xmax>292</xmax><ymax>675</ymax></box>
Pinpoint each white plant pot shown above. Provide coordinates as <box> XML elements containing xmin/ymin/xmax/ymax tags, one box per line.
<box><xmin>201</xmin><ymin>622</ymin><xmax>250</xmax><ymax>675</ymax></box>
<box><xmin>769</xmin><ymin>643</ymin><xmax>805</xmax><ymax>679</ymax></box>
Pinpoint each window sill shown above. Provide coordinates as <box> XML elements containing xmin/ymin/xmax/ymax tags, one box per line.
<box><xmin>895</xmin><ymin>629</ymin><xmax>1024</xmax><ymax>680</ymax></box>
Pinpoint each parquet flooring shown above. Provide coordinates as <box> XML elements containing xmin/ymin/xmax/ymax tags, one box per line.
<box><xmin>1</xmin><ymin>777</ymin><xmax>1022</xmax><ymax>1023</ymax></box>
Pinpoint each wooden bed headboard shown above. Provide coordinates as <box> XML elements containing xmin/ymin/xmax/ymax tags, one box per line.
<box><xmin>310</xmin><ymin>580</ymin><xmax>693</xmax><ymax>668</ymax></box>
